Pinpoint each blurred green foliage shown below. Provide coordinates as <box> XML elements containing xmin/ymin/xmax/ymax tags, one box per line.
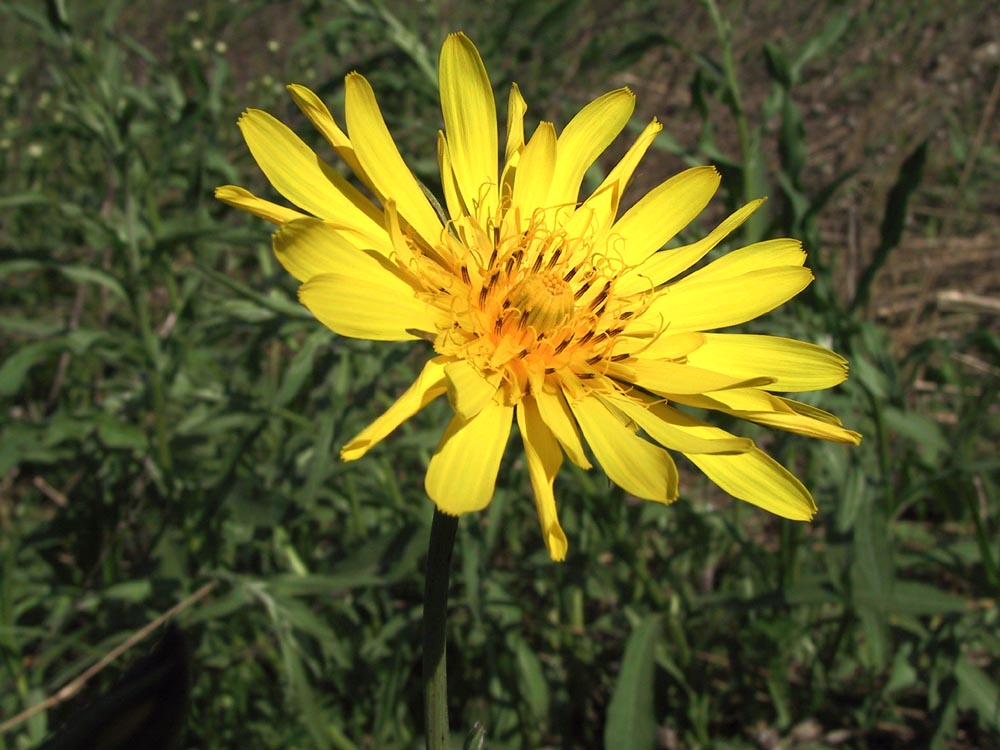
<box><xmin>1</xmin><ymin>1</ymin><xmax>997</xmax><ymax>749</ymax></box>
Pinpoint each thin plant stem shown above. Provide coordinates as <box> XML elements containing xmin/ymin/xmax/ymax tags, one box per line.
<box><xmin>423</xmin><ymin>508</ymin><xmax>458</xmax><ymax>750</ymax></box>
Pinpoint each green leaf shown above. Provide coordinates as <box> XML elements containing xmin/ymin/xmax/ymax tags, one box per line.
<box><xmin>513</xmin><ymin>635</ymin><xmax>550</xmax><ymax>723</ymax></box>
<box><xmin>955</xmin><ymin>655</ymin><xmax>1000</xmax><ymax>733</ymax></box>
<box><xmin>889</xmin><ymin>582</ymin><xmax>967</xmax><ymax>616</ymax></box>
<box><xmin>852</xmin><ymin>141</ymin><xmax>929</xmax><ymax>311</ymax></box>
<box><xmin>605</xmin><ymin>615</ymin><xmax>660</xmax><ymax>750</ymax></box>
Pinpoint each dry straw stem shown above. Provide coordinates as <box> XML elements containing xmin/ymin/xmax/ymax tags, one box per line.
<box><xmin>0</xmin><ymin>580</ymin><xmax>218</xmax><ymax>735</ymax></box>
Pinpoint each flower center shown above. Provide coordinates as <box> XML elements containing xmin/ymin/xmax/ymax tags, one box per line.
<box><xmin>506</xmin><ymin>273</ymin><xmax>575</xmax><ymax>334</ymax></box>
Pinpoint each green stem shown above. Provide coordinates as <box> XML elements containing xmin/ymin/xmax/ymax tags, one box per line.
<box><xmin>423</xmin><ymin>508</ymin><xmax>458</xmax><ymax>750</ymax></box>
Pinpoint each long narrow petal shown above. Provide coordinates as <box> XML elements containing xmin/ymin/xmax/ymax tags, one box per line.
<box><xmin>638</xmin><ymin>267</ymin><xmax>814</xmax><ymax>333</ymax></box>
<box><xmin>344</xmin><ymin>73</ymin><xmax>444</xmax><ymax>249</ymax></box>
<box><xmin>444</xmin><ymin>359</ymin><xmax>501</xmax><ymax>422</ymax></box>
<box><xmin>674</xmin><ymin>391</ymin><xmax>862</xmax><ymax>444</ymax></box>
<box><xmin>504</xmin><ymin>83</ymin><xmax>527</xmax><ymax>165</ymax></box>
<box><xmin>517</xmin><ymin>397</ymin><xmax>569</xmax><ymax>561</ymax></box>
<box><xmin>511</xmin><ymin>123</ymin><xmax>557</xmax><ymax>218</ymax></box>
<box><xmin>534</xmin><ymin>387</ymin><xmax>592</xmax><ymax>469</ymax></box>
<box><xmin>685</xmin><ymin>334</ymin><xmax>849</xmax><ymax>391</ymax></box>
<box><xmin>437</xmin><ymin>132</ymin><xmax>465</xmax><ymax>221</ymax></box>
<box><xmin>215</xmin><ymin>185</ymin><xmax>307</xmax><ymax>225</ymax></box>
<box><xmin>686</xmin><ymin>447</ymin><xmax>817</xmax><ymax>520</ymax></box>
<box><xmin>568</xmin><ymin>395</ymin><xmax>678</xmax><ymax>503</ymax></box>
<box><xmin>439</xmin><ymin>33</ymin><xmax>499</xmax><ymax>223</ymax></box>
<box><xmin>612</xmin><ymin>332</ymin><xmax>706</xmax><ymax>361</ymax></box>
<box><xmin>600</xmin><ymin>391</ymin><xmax>753</xmax><ymax>454</ymax></box>
<box><xmin>340</xmin><ymin>358</ymin><xmax>449</xmax><ymax>460</ymax></box>
<box><xmin>286</xmin><ymin>83</ymin><xmax>376</xmax><ymax>195</ymax></box>
<box><xmin>237</xmin><ymin>109</ymin><xmax>385</xmax><ymax>236</ymax></box>
<box><xmin>681</xmin><ymin>238</ymin><xmax>805</xmax><ymax>284</ymax></box>
<box><xmin>611</xmin><ymin>166</ymin><xmax>721</xmax><ymax>265</ymax></box>
<box><xmin>605</xmin><ymin>359</ymin><xmax>773</xmax><ymax>394</ymax></box>
<box><xmin>616</xmin><ymin>199</ymin><xmax>763</xmax><ymax>296</ymax></box>
<box><xmin>580</xmin><ymin>118</ymin><xmax>662</xmax><ymax>239</ymax></box>
<box><xmin>547</xmin><ymin>88</ymin><xmax>636</xmax><ymax>207</ymax></box>
<box><xmin>273</xmin><ymin>218</ymin><xmax>392</xmax><ymax>282</ymax></box>
<box><xmin>426</xmin><ymin>400</ymin><xmax>513</xmax><ymax>514</ymax></box>
<box><xmin>298</xmin><ymin>271</ymin><xmax>445</xmax><ymax>340</ymax></box>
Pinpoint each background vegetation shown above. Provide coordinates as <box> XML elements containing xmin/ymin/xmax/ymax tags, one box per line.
<box><xmin>1</xmin><ymin>1</ymin><xmax>997</xmax><ymax>748</ymax></box>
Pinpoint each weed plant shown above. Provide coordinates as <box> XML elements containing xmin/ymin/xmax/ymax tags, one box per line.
<box><xmin>1</xmin><ymin>2</ymin><xmax>997</xmax><ymax>749</ymax></box>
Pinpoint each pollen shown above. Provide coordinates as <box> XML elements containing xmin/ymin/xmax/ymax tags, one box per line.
<box><xmin>506</xmin><ymin>273</ymin><xmax>575</xmax><ymax>334</ymax></box>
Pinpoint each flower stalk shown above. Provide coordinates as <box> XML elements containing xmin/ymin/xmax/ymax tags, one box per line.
<box><xmin>423</xmin><ymin>508</ymin><xmax>458</xmax><ymax>750</ymax></box>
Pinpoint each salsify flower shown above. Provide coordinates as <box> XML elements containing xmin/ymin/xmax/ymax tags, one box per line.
<box><xmin>217</xmin><ymin>33</ymin><xmax>860</xmax><ymax>561</ymax></box>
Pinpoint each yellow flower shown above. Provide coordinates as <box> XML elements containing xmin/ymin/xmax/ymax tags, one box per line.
<box><xmin>217</xmin><ymin>33</ymin><xmax>860</xmax><ymax>561</ymax></box>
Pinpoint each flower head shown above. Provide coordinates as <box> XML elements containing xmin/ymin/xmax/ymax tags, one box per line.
<box><xmin>217</xmin><ymin>33</ymin><xmax>860</xmax><ymax>561</ymax></box>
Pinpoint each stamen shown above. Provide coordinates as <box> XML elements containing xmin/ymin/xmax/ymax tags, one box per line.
<box><xmin>554</xmin><ymin>337</ymin><xmax>572</xmax><ymax>354</ymax></box>
<box><xmin>619</xmin><ymin>310</ymin><xmax>634</xmax><ymax>320</ymax></box>
<box><xmin>563</xmin><ymin>267</ymin><xmax>578</xmax><ymax>282</ymax></box>
<box><xmin>546</xmin><ymin>247</ymin><xmax>562</xmax><ymax>270</ymax></box>
<box><xmin>586</xmin><ymin>354</ymin><xmax>603</xmax><ymax>365</ymax></box>
<box><xmin>578</xmin><ymin>330</ymin><xmax>594</xmax><ymax>345</ymax></box>
<box><xmin>611</xmin><ymin>353</ymin><xmax>630</xmax><ymax>361</ymax></box>
<box><xmin>488</xmin><ymin>247</ymin><xmax>498</xmax><ymax>269</ymax></box>
<box><xmin>578</xmin><ymin>373</ymin><xmax>596</xmax><ymax>380</ymax></box>
<box><xmin>531</xmin><ymin>252</ymin><xmax>544</xmax><ymax>274</ymax></box>
<box><xmin>590</xmin><ymin>281</ymin><xmax>611</xmax><ymax>309</ymax></box>
<box><xmin>461</xmin><ymin>265</ymin><xmax>471</xmax><ymax>285</ymax></box>
<box><xmin>574</xmin><ymin>280</ymin><xmax>593</xmax><ymax>301</ymax></box>
<box><xmin>591</xmin><ymin>332</ymin><xmax>608</xmax><ymax>344</ymax></box>
<box><xmin>479</xmin><ymin>287</ymin><xmax>489</xmax><ymax>307</ymax></box>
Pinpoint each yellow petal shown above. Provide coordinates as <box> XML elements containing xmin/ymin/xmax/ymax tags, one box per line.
<box><xmin>344</xmin><ymin>72</ymin><xmax>443</xmax><ymax>249</ymax></box>
<box><xmin>437</xmin><ymin>132</ymin><xmax>465</xmax><ymax>221</ymax></box>
<box><xmin>581</xmin><ymin>118</ymin><xmax>662</xmax><ymax>238</ymax></box>
<box><xmin>562</xmin><ymin>180</ymin><xmax>620</xmax><ymax>252</ymax></box>
<box><xmin>611</xmin><ymin>166</ymin><xmax>721</xmax><ymax>265</ymax></box>
<box><xmin>547</xmin><ymin>88</ymin><xmax>636</xmax><ymax>207</ymax></box>
<box><xmin>504</xmin><ymin>83</ymin><xmax>527</xmax><ymax>165</ymax></box>
<box><xmin>746</xmin><ymin>410</ymin><xmax>862</xmax><ymax>444</ymax></box>
<box><xmin>600</xmin><ymin>391</ymin><xmax>754</xmax><ymax>454</ymax></box>
<box><xmin>439</xmin><ymin>33</ymin><xmax>499</xmax><ymax>224</ymax></box>
<box><xmin>426</xmin><ymin>400</ymin><xmax>513</xmax><ymax>514</ymax></box>
<box><xmin>237</xmin><ymin>109</ymin><xmax>385</xmax><ymax>235</ymax></box>
<box><xmin>616</xmin><ymin>199</ymin><xmax>763</xmax><ymax>296</ymax></box>
<box><xmin>341</xmin><ymin>358</ymin><xmax>449</xmax><ymax>460</ymax></box>
<box><xmin>511</xmin><ymin>122</ymin><xmax>557</xmax><ymax>218</ymax></box>
<box><xmin>214</xmin><ymin>185</ymin><xmax>307</xmax><ymax>225</ymax></box>
<box><xmin>567</xmin><ymin>395</ymin><xmax>678</xmax><ymax>503</ymax></box>
<box><xmin>534</xmin><ymin>387</ymin><xmax>592</xmax><ymax>469</ymax></box>
<box><xmin>612</xmin><ymin>332</ymin><xmax>706</xmax><ymax>360</ymax></box>
<box><xmin>685</xmin><ymin>334</ymin><xmax>849</xmax><ymax>391</ymax></box>
<box><xmin>605</xmin><ymin>359</ymin><xmax>773</xmax><ymax>394</ymax></box>
<box><xmin>677</xmin><ymin>391</ymin><xmax>862</xmax><ymax>444</ymax></box>
<box><xmin>686</xmin><ymin>448</ymin><xmax>817</xmax><ymax>520</ymax></box>
<box><xmin>596</xmin><ymin>119</ymin><xmax>662</xmax><ymax>198</ymax></box>
<box><xmin>444</xmin><ymin>359</ymin><xmax>501</xmax><ymax>422</ymax></box>
<box><xmin>286</xmin><ymin>83</ymin><xmax>376</xmax><ymax>196</ymax></box>
<box><xmin>517</xmin><ymin>397</ymin><xmax>569</xmax><ymax>561</ymax></box>
<box><xmin>298</xmin><ymin>271</ymin><xmax>444</xmax><ymax>340</ymax></box>
<box><xmin>772</xmin><ymin>398</ymin><xmax>862</xmax><ymax>443</ymax></box>
<box><xmin>273</xmin><ymin>218</ymin><xmax>389</xmax><ymax>282</ymax></box>
<box><xmin>682</xmin><ymin>238</ymin><xmax>805</xmax><ymax>284</ymax></box>
<box><xmin>639</xmin><ymin>266</ymin><xmax>814</xmax><ymax>333</ymax></box>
